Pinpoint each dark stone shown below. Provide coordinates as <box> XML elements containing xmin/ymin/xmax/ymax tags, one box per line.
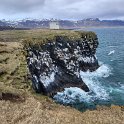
<box><xmin>26</xmin><ymin>36</ymin><xmax>99</xmax><ymax>96</ymax></box>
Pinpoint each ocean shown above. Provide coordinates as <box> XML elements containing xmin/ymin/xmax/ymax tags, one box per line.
<box><xmin>54</xmin><ymin>28</ymin><xmax>124</xmax><ymax>111</ymax></box>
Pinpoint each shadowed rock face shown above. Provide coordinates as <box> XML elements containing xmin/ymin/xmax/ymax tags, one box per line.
<box><xmin>26</xmin><ymin>35</ymin><xmax>99</xmax><ymax>96</ymax></box>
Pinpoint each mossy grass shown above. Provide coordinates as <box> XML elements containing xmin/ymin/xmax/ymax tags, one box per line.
<box><xmin>21</xmin><ymin>30</ymin><xmax>97</xmax><ymax>49</ymax></box>
<box><xmin>0</xmin><ymin>29</ymin><xmax>97</xmax><ymax>48</ymax></box>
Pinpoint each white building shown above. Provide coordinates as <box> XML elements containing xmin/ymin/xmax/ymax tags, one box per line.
<box><xmin>49</xmin><ymin>21</ymin><xmax>60</xmax><ymax>29</ymax></box>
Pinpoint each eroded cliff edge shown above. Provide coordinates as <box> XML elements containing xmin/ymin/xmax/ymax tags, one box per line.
<box><xmin>23</xmin><ymin>30</ymin><xmax>99</xmax><ymax>96</ymax></box>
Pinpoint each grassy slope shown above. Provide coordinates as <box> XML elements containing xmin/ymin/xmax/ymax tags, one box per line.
<box><xmin>0</xmin><ymin>42</ymin><xmax>30</xmax><ymax>93</ymax></box>
<box><xmin>0</xmin><ymin>29</ymin><xmax>124</xmax><ymax>124</ymax></box>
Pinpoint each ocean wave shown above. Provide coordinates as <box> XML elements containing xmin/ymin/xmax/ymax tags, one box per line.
<box><xmin>54</xmin><ymin>64</ymin><xmax>111</xmax><ymax>104</ymax></box>
<box><xmin>80</xmin><ymin>64</ymin><xmax>111</xmax><ymax>78</ymax></box>
<box><xmin>115</xmin><ymin>83</ymin><xmax>124</xmax><ymax>92</ymax></box>
<box><xmin>108</xmin><ymin>46</ymin><xmax>117</xmax><ymax>48</ymax></box>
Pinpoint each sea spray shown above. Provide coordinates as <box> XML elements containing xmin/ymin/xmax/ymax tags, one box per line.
<box><xmin>54</xmin><ymin>64</ymin><xmax>112</xmax><ymax>105</ymax></box>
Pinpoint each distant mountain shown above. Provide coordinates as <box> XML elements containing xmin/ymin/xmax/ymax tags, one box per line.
<box><xmin>0</xmin><ymin>18</ymin><xmax>124</xmax><ymax>29</ymax></box>
<box><xmin>0</xmin><ymin>26</ymin><xmax>15</xmax><ymax>31</ymax></box>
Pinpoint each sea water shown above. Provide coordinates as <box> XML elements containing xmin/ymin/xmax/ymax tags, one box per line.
<box><xmin>54</xmin><ymin>28</ymin><xmax>124</xmax><ymax>111</ymax></box>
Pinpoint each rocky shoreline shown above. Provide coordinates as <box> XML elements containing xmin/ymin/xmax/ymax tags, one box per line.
<box><xmin>24</xmin><ymin>30</ymin><xmax>99</xmax><ymax>96</ymax></box>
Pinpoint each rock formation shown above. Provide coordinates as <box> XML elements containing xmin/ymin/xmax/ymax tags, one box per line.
<box><xmin>24</xmin><ymin>30</ymin><xmax>99</xmax><ymax>96</ymax></box>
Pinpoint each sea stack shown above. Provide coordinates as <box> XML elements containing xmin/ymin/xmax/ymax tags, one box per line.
<box><xmin>23</xmin><ymin>30</ymin><xmax>99</xmax><ymax>96</ymax></box>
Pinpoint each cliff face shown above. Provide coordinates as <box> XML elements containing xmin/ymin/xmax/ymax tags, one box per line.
<box><xmin>24</xmin><ymin>30</ymin><xmax>99</xmax><ymax>96</ymax></box>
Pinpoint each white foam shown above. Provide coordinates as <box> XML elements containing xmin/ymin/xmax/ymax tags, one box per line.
<box><xmin>80</xmin><ymin>65</ymin><xmax>111</xmax><ymax>100</ymax></box>
<box><xmin>80</xmin><ymin>64</ymin><xmax>112</xmax><ymax>78</ymax></box>
<box><xmin>117</xmin><ymin>83</ymin><xmax>124</xmax><ymax>91</ymax></box>
<box><xmin>54</xmin><ymin>64</ymin><xmax>111</xmax><ymax>104</ymax></box>
<box><xmin>54</xmin><ymin>87</ymin><xmax>92</xmax><ymax>104</ymax></box>
<box><xmin>120</xmin><ymin>84</ymin><xmax>124</xmax><ymax>90</ymax></box>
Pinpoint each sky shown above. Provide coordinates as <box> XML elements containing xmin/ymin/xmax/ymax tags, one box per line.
<box><xmin>0</xmin><ymin>0</ymin><xmax>124</xmax><ymax>20</ymax></box>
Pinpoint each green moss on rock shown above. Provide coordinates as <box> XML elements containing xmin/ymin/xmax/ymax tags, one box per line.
<box><xmin>22</xmin><ymin>30</ymin><xmax>97</xmax><ymax>49</ymax></box>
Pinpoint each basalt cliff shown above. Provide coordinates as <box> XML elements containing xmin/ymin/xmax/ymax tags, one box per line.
<box><xmin>23</xmin><ymin>30</ymin><xmax>99</xmax><ymax>96</ymax></box>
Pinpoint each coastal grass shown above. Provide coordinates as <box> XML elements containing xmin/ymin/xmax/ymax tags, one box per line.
<box><xmin>0</xmin><ymin>29</ymin><xmax>97</xmax><ymax>48</ymax></box>
<box><xmin>0</xmin><ymin>42</ymin><xmax>30</xmax><ymax>94</ymax></box>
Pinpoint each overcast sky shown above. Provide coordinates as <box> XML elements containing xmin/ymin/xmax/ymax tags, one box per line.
<box><xmin>0</xmin><ymin>0</ymin><xmax>124</xmax><ymax>20</ymax></box>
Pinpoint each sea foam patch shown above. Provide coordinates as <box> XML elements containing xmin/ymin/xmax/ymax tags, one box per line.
<box><xmin>54</xmin><ymin>64</ymin><xmax>111</xmax><ymax>104</ymax></box>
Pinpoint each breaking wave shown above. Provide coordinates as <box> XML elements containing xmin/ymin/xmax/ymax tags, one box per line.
<box><xmin>54</xmin><ymin>63</ymin><xmax>112</xmax><ymax>105</ymax></box>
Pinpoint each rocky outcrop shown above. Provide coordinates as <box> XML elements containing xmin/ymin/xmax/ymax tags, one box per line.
<box><xmin>24</xmin><ymin>31</ymin><xmax>99</xmax><ymax>96</ymax></box>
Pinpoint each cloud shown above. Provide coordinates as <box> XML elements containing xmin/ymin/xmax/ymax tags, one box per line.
<box><xmin>0</xmin><ymin>0</ymin><xmax>124</xmax><ymax>20</ymax></box>
<box><xmin>0</xmin><ymin>0</ymin><xmax>45</xmax><ymax>13</ymax></box>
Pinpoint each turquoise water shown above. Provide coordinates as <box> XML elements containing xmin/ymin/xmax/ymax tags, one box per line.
<box><xmin>54</xmin><ymin>28</ymin><xmax>124</xmax><ymax>111</ymax></box>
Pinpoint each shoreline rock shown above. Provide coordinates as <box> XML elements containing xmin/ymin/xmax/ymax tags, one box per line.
<box><xmin>24</xmin><ymin>31</ymin><xmax>99</xmax><ymax>96</ymax></box>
